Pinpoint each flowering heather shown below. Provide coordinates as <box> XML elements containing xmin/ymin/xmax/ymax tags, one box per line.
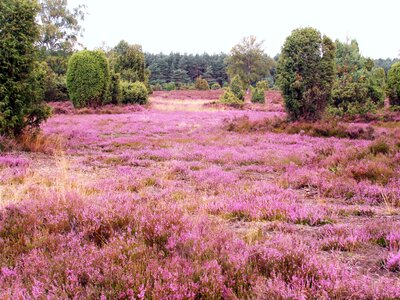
<box><xmin>1</xmin><ymin>91</ymin><xmax>400</xmax><ymax>299</ymax></box>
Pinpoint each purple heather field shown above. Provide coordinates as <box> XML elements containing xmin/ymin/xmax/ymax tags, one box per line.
<box><xmin>0</xmin><ymin>91</ymin><xmax>399</xmax><ymax>299</ymax></box>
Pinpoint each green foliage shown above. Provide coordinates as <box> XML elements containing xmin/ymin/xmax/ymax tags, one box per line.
<box><xmin>44</xmin><ymin>54</ymin><xmax>68</xmax><ymax>75</ymax></box>
<box><xmin>146</xmin><ymin>52</ymin><xmax>228</xmax><ymax>86</ymax></box>
<box><xmin>110</xmin><ymin>72</ymin><xmax>122</xmax><ymax>104</ymax></box>
<box><xmin>121</xmin><ymin>81</ymin><xmax>148</xmax><ymax>104</ymax></box>
<box><xmin>152</xmin><ymin>83</ymin><xmax>163</xmax><ymax>91</ymax></box>
<box><xmin>374</xmin><ymin>58</ymin><xmax>399</xmax><ymax>74</ymax></box>
<box><xmin>66</xmin><ymin>50</ymin><xmax>111</xmax><ymax>108</ymax></box>
<box><xmin>387</xmin><ymin>62</ymin><xmax>400</xmax><ymax>106</ymax></box>
<box><xmin>211</xmin><ymin>82</ymin><xmax>221</xmax><ymax>90</ymax></box>
<box><xmin>163</xmin><ymin>82</ymin><xmax>176</xmax><ymax>91</ymax></box>
<box><xmin>219</xmin><ymin>89</ymin><xmax>243</xmax><ymax>107</ymax></box>
<box><xmin>38</xmin><ymin>0</ymin><xmax>86</xmax><ymax>54</ymax></box>
<box><xmin>39</xmin><ymin>61</ymin><xmax>68</xmax><ymax>101</ymax></box>
<box><xmin>226</xmin><ymin>36</ymin><xmax>275</xmax><ymax>87</ymax></box>
<box><xmin>367</xmin><ymin>67</ymin><xmax>385</xmax><ymax>106</ymax></box>
<box><xmin>179</xmin><ymin>83</ymin><xmax>195</xmax><ymax>90</ymax></box>
<box><xmin>251</xmin><ymin>88</ymin><xmax>265</xmax><ymax>103</ymax></box>
<box><xmin>256</xmin><ymin>80</ymin><xmax>269</xmax><ymax>91</ymax></box>
<box><xmin>277</xmin><ymin>27</ymin><xmax>335</xmax><ymax>121</ymax></box>
<box><xmin>230</xmin><ymin>75</ymin><xmax>245</xmax><ymax>101</ymax></box>
<box><xmin>327</xmin><ymin>100</ymin><xmax>378</xmax><ymax>117</ymax></box>
<box><xmin>330</xmin><ymin>40</ymin><xmax>385</xmax><ymax>114</ymax></box>
<box><xmin>111</xmin><ymin>41</ymin><xmax>146</xmax><ymax>83</ymax></box>
<box><xmin>172</xmin><ymin>68</ymin><xmax>190</xmax><ymax>84</ymax></box>
<box><xmin>194</xmin><ymin>76</ymin><xmax>209</xmax><ymax>90</ymax></box>
<box><xmin>0</xmin><ymin>0</ymin><xmax>51</xmax><ymax>136</ymax></box>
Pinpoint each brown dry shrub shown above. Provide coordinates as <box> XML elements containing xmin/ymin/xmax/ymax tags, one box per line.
<box><xmin>0</xmin><ymin>132</ymin><xmax>64</xmax><ymax>155</ymax></box>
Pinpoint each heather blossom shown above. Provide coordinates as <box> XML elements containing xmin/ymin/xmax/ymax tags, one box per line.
<box><xmin>1</xmin><ymin>91</ymin><xmax>399</xmax><ymax>298</ymax></box>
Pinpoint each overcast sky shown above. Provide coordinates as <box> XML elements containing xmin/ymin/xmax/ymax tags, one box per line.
<box><xmin>69</xmin><ymin>0</ymin><xmax>400</xmax><ymax>59</ymax></box>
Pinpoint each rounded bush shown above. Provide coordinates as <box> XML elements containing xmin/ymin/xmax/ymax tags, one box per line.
<box><xmin>219</xmin><ymin>88</ymin><xmax>243</xmax><ymax>107</ymax></box>
<box><xmin>152</xmin><ymin>83</ymin><xmax>163</xmax><ymax>91</ymax></box>
<box><xmin>256</xmin><ymin>80</ymin><xmax>269</xmax><ymax>91</ymax></box>
<box><xmin>163</xmin><ymin>82</ymin><xmax>176</xmax><ymax>91</ymax></box>
<box><xmin>277</xmin><ymin>27</ymin><xmax>335</xmax><ymax>120</ymax></box>
<box><xmin>66</xmin><ymin>50</ymin><xmax>111</xmax><ymax>108</ymax></box>
<box><xmin>211</xmin><ymin>82</ymin><xmax>221</xmax><ymax>90</ymax></box>
<box><xmin>387</xmin><ymin>62</ymin><xmax>400</xmax><ymax>106</ymax></box>
<box><xmin>195</xmin><ymin>76</ymin><xmax>210</xmax><ymax>90</ymax></box>
<box><xmin>121</xmin><ymin>81</ymin><xmax>148</xmax><ymax>104</ymax></box>
<box><xmin>251</xmin><ymin>88</ymin><xmax>265</xmax><ymax>103</ymax></box>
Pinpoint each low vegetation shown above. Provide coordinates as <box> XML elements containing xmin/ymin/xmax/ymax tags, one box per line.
<box><xmin>1</xmin><ymin>0</ymin><xmax>400</xmax><ymax>298</ymax></box>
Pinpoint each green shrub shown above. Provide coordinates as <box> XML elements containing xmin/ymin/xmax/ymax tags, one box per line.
<box><xmin>277</xmin><ymin>27</ymin><xmax>335</xmax><ymax>121</ymax></box>
<box><xmin>152</xmin><ymin>83</ymin><xmax>163</xmax><ymax>91</ymax></box>
<box><xmin>387</xmin><ymin>62</ymin><xmax>400</xmax><ymax>106</ymax></box>
<box><xmin>110</xmin><ymin>72</ymin><xmax>122</xmax><ymax>104</ymax></box>
<box><xmin>251</xmin><ymin>88</ymin><xmax>265</xmax><ymax>103</ymax></box>
<box><xmin>42</xmin><ymin>62</ymin><xmax>68</xmax><ymax>101</ymax></box>
<box><xmin>179</xmin><ymin>83</ymin><xmax>195</xmax><ymax>90</ymax></box>
<box><xmin>211</xmin><ymin>82</ymin><xmax>221</xmax><ymax>90</ymax></box>
<box><xmin>66</xmin><ymin>50</ymin><xmax>111</xmax><ymax>108</ymax></box>
<box><xmin>346</xmin><ymin>100</ymin><xmax>377</xmax><ymax>116</ymax></box>
<box><xmin>230</xmin><ymin>75</ymin><xmax>245</xmax><ymax>100</ymax></box>
<box><xmin>163</xmin><ymin>82</ymin><xmax>176</xmax><ymax>91</ymax></box>
<box><xmin>219</xmin><ymin>88</ymin><xmax>243</xmax><ymax>107</ymax></box>
<box><xmin>367</xmin><ymin>67</ymin><xmax>386</xmax><ymax>107</ymax></box>
<box><xmin>121</xmin><ymin>81</ymin><xmax>148</xmax><ymax>104</ymax></box>
<box><xmin>0</xmin><ymin>0</ymin><xmax>51</xmax><ymax>136</ymax></box>
<box><xmin>195</xmin><ymin>76</ymin><xmax>210</xmax><ymax>90</ymax></box>
<box><xmin>256</xmin><ymin>80</ymin><xmax>269</xmax><ymax>91</ymax></box>
<box><xmin>112</xmin><ymin>41</ymin><xmax>146</xmax><ymax>83</ymax></box>
<box><xmin>331</xmin><ymin>41</ymin><xmax>385</xmax><ymax>115</ymax></box>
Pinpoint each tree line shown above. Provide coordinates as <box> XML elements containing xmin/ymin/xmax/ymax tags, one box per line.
<box><xmin>1</xmin><ymin>0</ymin><xmax>400</xmax><ymax>138</ymax></box>
<box><xmin>145</xmin><ymin>53</ymin><xmax>229</xmax><ymax>88</ymax></box>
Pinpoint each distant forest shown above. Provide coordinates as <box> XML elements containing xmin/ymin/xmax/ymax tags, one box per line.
<box><xmin>145</xmin><ymin>52</ymin><xmax>398</xmax><ymax>88</ymax></box>
<box><xmin>145</xmin><ymin>53</ymin><xmax>229</xmax><ymax>86</ymax></box>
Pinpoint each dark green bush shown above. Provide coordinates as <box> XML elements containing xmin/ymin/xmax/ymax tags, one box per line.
<box><xmin>0</xmin><ymin>0</ymin><xmax>51</xmax><ymax>136</ymax></box>
<box><xmin>112</xmin><ymin>41</ymin><xmax>146</xmax><ymax>83</ymax></box>
<box><xmin>211</xmin><ymin>83</ymin><xmax>221</xmax><ymax>90</ymax></box>
<box><xmin>43</xmin><ymin>62</ymin><xmax>68</xmax><ymax>101</ymax></box>
<box><xmin>277</xmin><ymin>27</ymin><xmax>335</xmax><ymax>121</ymax></box>
<box><xmin>367</xmin><ymin>67</ymin><xmax>386</xmax><ymax>107</ymax></box>
<box><xmin>195</xmin><ymin>76</ymin><xmax>210</xmax><ymax>90</ymax></box>
<box><xmin>387</xmin><ymin>62</ymin><xmax>400</xmax><ymax>106</ymax></box>
<box><xmin>251</xmin><ymin>88</ymin><xmax>265</xmax><ymax>103</ymax></box>
<box><xmin>219</xmin><ymin>88</ymin><xmax>243</xmax><ymax>107</ymax></box>
<box><xmin>330</xmin><ymin>41</ymin><xmax>385</xmax><ymax>115</ymax></box>
<box><xmin>66</xmin><ymin>50</ymin><xmax>111</xmax><ymax>108</ymax></box>
<box><xmin>110</xmin><ymin>72</ymin><xmax>122</xmax><ymax>104</ymax></box>
<box><xmin>121</xmin><ymin>81</ymin><xmax>148</xmax><ymax>104</ymax></box>
<box><xmin>230</xmin><ymin>75</ymin><xmax>245</xmax><ymax>101</ymax></box>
